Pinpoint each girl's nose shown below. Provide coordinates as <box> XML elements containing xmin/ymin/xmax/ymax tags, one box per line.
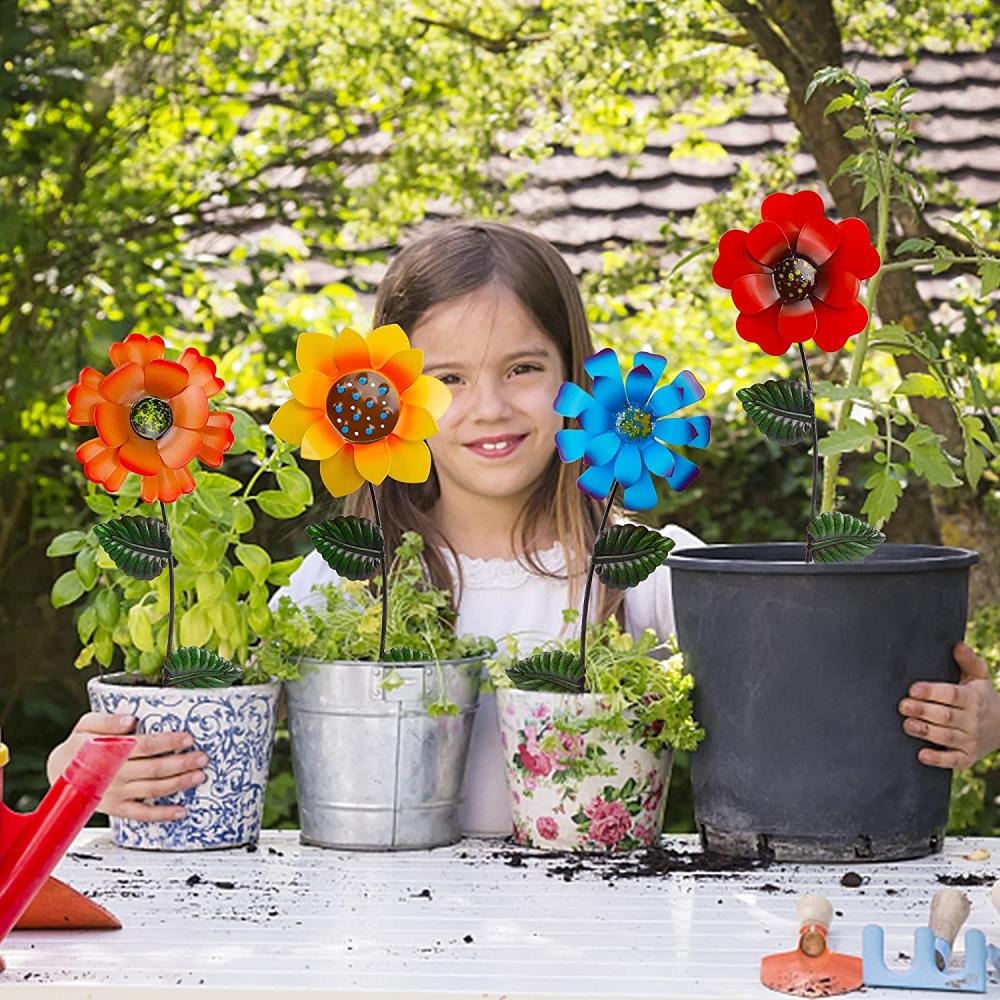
<box><xmin>468</xmin><ymin>375</ymin><xmax>515</xmax><ymax>421</ymax></box>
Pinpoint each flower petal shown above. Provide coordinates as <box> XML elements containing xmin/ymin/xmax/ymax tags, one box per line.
<box><xmin>144</xmin><ymin>359</ymin><xmax>189</xmax><ymax>399</ymax></box>
<box><xmin>591</xmin><ymin>375</ymin><xmax>627</xmax><ymax>411</ymax></box>
<box><xmin>119</xmin><ymin>436</ymin><xmax>162</xmax><ymax>476</ymax></box>
<box><xmin>555</xmin><ymin>428</ymin><xmax>590</xmax><ymax>463</ymax></box>
<box><xmin>289</xmin><ymin>370</ymin><xmax>334</xmax><ymax>410</ymax></box>
<box><xmin>578</xmin><ymin>461</ymin><xmax>615</xmax><ymax>500</ymax></box>
<box><xmin>648</xmin><ymin>370</ymin><xmax>706</xmax><ymax>418</ymax></box>
<box><xmin>270</xmin><ymin>400</ymin><xmax>323</xmax><ymax>446</ymax></box>
<box><xmin>625</xmin><ymin>364</ymin><xmax>655</xmax><ymax>406</ymax></box>
<box><xmin>75</xmin><ymin>437</ymin><xmax>107</xmax><ymax>465</ymax></box>
<box><xmin>554</xmin><ymin>381</ymin><xmax>595</xmax><ymax>419</ymax></box>
<box><xmin>796</xmin><ymin>216</ymin><xmax>840</xmax><ymax>266</ymax></box>
<box><xmin>746</xmin><ymin>220</ymin><xmax>790</xmax><ymax>268</ymax></box>
<box><xmin>100</xmin><ymin>363</ymin><xmax>145</xmax><ymax>406</ymax></box>
<box><xmin>366</xmin><ymin>324</ymin><xmax>412</xmax><ymax>369</ymax></box>
<box><xmin>732</xmin><ymin>273</ymin><xmax>779</xmax><ymax>315</ymax></box>
<box><xmin>296</xmin><ymin>332</ymin><xmax>340</xmax><ymax>378</ymax></box>
<box><xmin>94</xmin><ymin>403</ymin><xmax>132</xmax><ymax>448</ymax></box>
<box><xmin>712</xmin><ymin>229</ymin><xmax>769</xmax><ymax>288</ymax></box>
<box><xmin>67</xmin><ymin>368</ymin><xmax>107</xmax><ymax>425</ymax></box>
<box><xmin>761</xmin><ymin>190</ymin><xmax>826</xmax><ymax>248</ymax></box>
<box><xmin>584</xmin><ymin>431</ymin><xmax>621</xmax><ymax>467</ymax></box>
<box><xmin>157</xmin><ymin>426</ymin><xmax>201</xmax><ymax>469</ymax></box>
<box><xmin>812</xmin><ymin>298</ymin><xmax>869</xmax><ymax>353</ymax></box>
<box><xmin>665</xmin><ymin>452</ymin><xmax>701</xmax><ymax>492</ymax></box>
<box><xmin>151</xmin><ymin>466</ymin><xmax>180</xmax><ymax>504</ymax></box>
<box><xmin>380</xmin><ymin>348</ymin><xmax>423</xmax><ymax>394</ymax></box>
<box><xmin>387</xmin><ymin>436</ymin><xmax>432</xmax><ymax>483</ymax></box>
<box><xmin>813</xmin><ymin>268</ymin><xmax>861</xmax><ymax>309</ymax></box>
<box><xmin>580</xmin><ymin>406</ymin><xmax>611</xmax><ymax>434</ymax></box>
<box><xmin>394</xmin><ymin>403</ymin><xmax>438</xmax><ymax>441</ymax></box>
<box><xmin>613</xmin><ymin>442</ymin><xmax>643</xmax><ymax>487</ymax></box>
<box><xmin>109</xmin><ymin>334</ymin><xmax>165</xmax><ymax>369</ymax></box>
<box><xmin>583</xmin><ymin>348</ymin><xmax>623</xmax><ymax>382</ymax></box>
<box><xmin>200</xmin><ymin>411</ymin><xmax>234</xmax><ymax>457</ymax></box>
<box><xmin>77</xmin><ymin>438</ymin><xmax>124</xmax><ymax>488</ymax></box>
<box><xmin>301</xmin><ymin>417</ymin><xmax>345</xmax><ymax>461</ymax></box>
<box><xmin>401</xmin><ymin>374</ymin><xmax>451</xmax><ymax>421</ymax></box>
<box><xmin>735</xmin><ymin>303</ymin><xmax>790</xmax><ymax>356</ymax></box>
<box><xmin>320</xmin><ymin>446</ymin><xmax>363</xmax><ymax>497</ymax></box>
<box><xmin>640</xmin><ymin>438</ymin><xmax>675</xmax><ymax>478</ymax></box>
<box><xmin>177</xmin><ymin>348</ymin><xmax>225</xmax><ymax>397</ymax></box>
<box><xmin>632</xmin><ymin>351</ymin><xmax>667</xmax><ymax>385</ymax></box>
<box><xmin>623</xmin><ymin>469</ymin><xmax>658</xmax><ymax>511</ymax></box>
<box><xmin>169</xmin><ymin>384</ymin><xmax>210</xmax><ymax>430</ymax></box>
<box><xmin>352</xmin><ymin>437</ymin><xmax>391</xmax><ymax>485</ymax></box>
<box><xmin>778</xmin><ymin>300</ymin><xmax>818</xmax><ymax>344</ymax></box>
<box><xmin>827</xmin><ymin>218</ymin><xmax>880</xmax><ymax>279</ymax></box>
<box><xmin>104</xmin><ymin>463</ymin><xmax>128</xmax><ymax>492</ymax></box>
<box><xmin>654</xmin><ymin>415</ymin><xmax>712</xmax><ymax>448</ymax></box>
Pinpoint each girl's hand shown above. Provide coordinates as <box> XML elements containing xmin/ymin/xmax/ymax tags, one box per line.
<box><xmin>899</xmin><ymin>643</ymin><xmax>1000</xmax><ymax>769</ymax></box>
<box><xmin>47</xmin><ymin>713</ymin><xmax>207</xmax><ymax>821</ymax></box>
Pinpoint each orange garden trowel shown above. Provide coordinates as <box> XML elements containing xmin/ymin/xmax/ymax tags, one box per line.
<box><xmin>0</xmin><ymin>727</ymin><xmax>135</xmax><ymax>971</ymax></box>
<box><xmin>761</xmin><ymin>894</ymin><xmax>864</xmax><ymax>997</ymax></box>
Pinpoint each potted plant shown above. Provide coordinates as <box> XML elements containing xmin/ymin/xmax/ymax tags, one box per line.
<box><xmin>668</xmin><ymin>71</ymin><xmax>997</xmax><ymax>863</ymax></box>
<box><xmin>495</xmin><ymin>347</ymin><xmax>709</xmax><ymax>852</ymax></box>
<box><xmin>266</xmin><ymin>324</ymin><xmax>493</xmax><ymax>850</ymax></box>
<box><xmin>56</xmin><ymin>333</ymin><xmax>292</xmax><ymax>851</ymax></box>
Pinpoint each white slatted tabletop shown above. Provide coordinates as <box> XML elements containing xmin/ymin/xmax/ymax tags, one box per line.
<box><xmin>4</xmin><ymin>831</ymin><xmax>1000</xmax><ymax>998</ymax></box>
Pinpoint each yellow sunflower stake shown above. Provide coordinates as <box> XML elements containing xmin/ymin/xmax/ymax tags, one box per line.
<box><xmin>271</xmin><ymin>324</ymin><xmax>450</xmax><ymax>661</ymax></box>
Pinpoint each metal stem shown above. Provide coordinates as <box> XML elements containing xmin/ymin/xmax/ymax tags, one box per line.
<box><xmin>578</xmin><ymin>483</ymin><xmax>619</xmax><ymax>681</ymax></box>
<box><xmin>159</xmin><ymin>501</ymin><xmax>175</xmax><ymax>666</ymax></box>
<box><xmin>368</xmin><ymin>483</ymin><xmax>389</xmax><ymax>662</ymax></box>
<box><xmin>798</xmin><ymin>343</ymin><xmax>819</xmax><ymax>564</ymax></box>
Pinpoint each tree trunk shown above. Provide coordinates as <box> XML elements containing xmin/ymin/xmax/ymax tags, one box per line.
<box><xmin>720</xmin><ymin>0</ymin><xmax>999</xmax><ymax>610</ymax></box>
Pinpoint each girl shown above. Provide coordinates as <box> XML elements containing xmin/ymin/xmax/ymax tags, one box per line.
<box><xmin>273</xmin><ymin>221</ymin><xmax>701</xmax><ymax>835</ymax></box>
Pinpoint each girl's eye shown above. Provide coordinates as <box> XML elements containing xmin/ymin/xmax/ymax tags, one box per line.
<box><xmin>437</xmin><ymin>374</ymin><xmax>462</xmax><ymax>386</ymax></box>
<box><xmin>511</xmin><ymin>363</ymin><xmax>542</xmax><ymax>376</ymax></box>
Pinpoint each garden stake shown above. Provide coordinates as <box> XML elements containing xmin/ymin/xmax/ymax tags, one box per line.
<box><xmin>760</xmin><ymin>894</ymin><xmax>863</xmax><ymax>997</ymax></box>
<box><xmin>862</xmin><ymin>888</ymin><xmax>987</xmax><ymax>992</ymax></box>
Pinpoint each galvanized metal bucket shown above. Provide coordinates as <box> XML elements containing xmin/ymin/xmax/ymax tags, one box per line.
<box><xmin>284</xmin><ymin>655</ymin><xmax>483</xmax><ymax>850</ymax></box>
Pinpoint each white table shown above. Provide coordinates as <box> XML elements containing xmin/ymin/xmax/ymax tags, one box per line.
<box><xmin>3</xmin><ymin>831</ymin><xmax>1000</xmax><ymax>998</ymax></box>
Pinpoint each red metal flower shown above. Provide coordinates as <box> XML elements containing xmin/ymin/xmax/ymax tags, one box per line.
<box><xmin>711</xmin><ymin>190</ymin><xmax>880</xmax><ymax>356</ymax></box>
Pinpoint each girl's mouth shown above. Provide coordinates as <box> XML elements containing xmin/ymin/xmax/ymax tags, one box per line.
<box><xmin>464</xmin><ymin>435</ymin><xmax>528</xmax><ymax>459</ymax></box>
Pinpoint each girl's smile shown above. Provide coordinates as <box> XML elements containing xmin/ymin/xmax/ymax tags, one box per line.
<box><xmin>463</xmin><ymin>433</ymin><xmax>528</xmax><ymax>458</ymax></box>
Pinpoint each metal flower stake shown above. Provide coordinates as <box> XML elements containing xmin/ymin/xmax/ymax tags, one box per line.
<box><xmin>712</xmin><ymin>189</ymin><xmax>886</xmax><ymax>564</ymax></box>
<box><xmin>270</xmin><ymin>324</ymin><xmax>451</xmax><ymax>662</ymax></box>
<box><xmin>506</xmin><ymin>348</ymin><xmax>711</xmax><ymax>691</ymax></box>
<box><xmin>66</xmin><ymin>334</ymin><xmax>237</xmax><ymax>686</ymax></box>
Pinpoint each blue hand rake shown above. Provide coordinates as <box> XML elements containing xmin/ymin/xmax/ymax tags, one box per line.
<box><xmin>863</xmin><ymin>889</ymin><xmax>987</xmax><ymax>993</ymax></box>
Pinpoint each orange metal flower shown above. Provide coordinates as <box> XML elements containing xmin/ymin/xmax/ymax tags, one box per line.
<box><xmin>271</xmin><ymin>325</ymin><xmax>450</xmax><ymax>497</ymax></box>
<box><xmin>67</xmin><ymin>334</ymin><xmax>234</xmax><ymax>503</ymax></box>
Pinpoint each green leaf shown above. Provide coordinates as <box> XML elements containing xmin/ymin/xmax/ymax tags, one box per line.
<box><xmin>51</xmin><ymin>569</ymin><xmax>85</xmax><ymax>608</ymax></box>
<box><xmin>128</xmin><ymin>603</ymin><xmax>156</xmax><ymax>653</ymax></box>
<box><xmin>92</xmin><ymin>516</ymin><xmax>171</xmax><ymax>580</ymax></box>
<box><xmin>267</xmin><ymin>556</ymin><xmax>303</xmax><ymax>586</ymax></box>
<box><xmin>179</xmin><ymin>605</ymin><xmax>213</xmax><ymax>647</ymax></box>
<box><xmin>807</xmin><ymin>511</ymin><xmax>886</xmax><ymax>564</ymax></box>
<box><xmin>75</xmin><ymin>547</ymin><xmax>98</xmax><ymax>589</ymax></box>
<box><xmin>961</xmin><ymin>415</ymin><xmax>993</xmax><ymax>491</ymax></box>
<box><xmin>95</xmin><ymin>589</ymin><xmax>120</xmax><ymax>629</ymax></box>
<box><xmin>979</xmin><ymin>259</ymin><xmax>1000</xmax><ymax>296</ymax></box>
<box><xmin>895</xmin><ymin>237</ymin><xmax>936</xmax><ymax>256</ymax></box>
<box><xmin>276</xmin><ymin>466</ymin><xmax>313</xmax><ymax>506</ymax></box>
<box><xmin>162</xmin><ymin>646</ymin><xmax>241</xmax><ymax>688</ymax></box>
<box><xmin>902</xmin><ymin>427</ymin><xmax>962</xmax><ymax>488</ymax></box>
<box><xmin>77</xmin><ymin>604</ymin><xmax>98</xmax><ymax>643</ymax></box>
<box><xmin>305</xmin><ymin>516</ymin><xmax>384</xmax><ymax>580</ymax></box>
<box><xmin>894</xmin><ymin>373</ymin><xmax>945</xmax><ymax>398</ymax></box>
<box><xmin>235</xmin><ymin>543</ymin><xmax>271</xmax><ymax>584</ymax></box>
<box><xmin>842</xmin><ymin>125</ymin><xmax>867</xmax><ymax>140</ymax></box>
<box><xmin>818</xmin><ymin>419</ymin><xmax>878</xmax><ymax>456</ymax></box>
<box><xmin>593</xmin><ymin>524</ymin><xmax>675</xmax><ymax>590</ymax></box>
<box><xmin>228</xmin><ymin>407</ymin><xmax>266</xmax><ymax>458</ymax></box>
<box><xmin>824</xmin><ymin>93</ymin><xmax>854</xmax><ymax>115</ymax></box>
<box><xmin>811</xmin><ymin>380</ymin><xmax>872</xmax><ymax>402</ymax></box>
<box><xmin>506</xmin><ymin>651</ymin><xmax>584</xmax><ymax>693</ymax></box>
<box><xmin>46</xmin><ymin>530</ymin><xmax>89</xmax><ymax>557</ymax></box>
<box><xmin>862</xmin><ymin>466</ymin><xmax>904</xmax><ymax>528</ymax></box>
<box><xmin>256</xmin><ymin>489</ymin><xmax>304</xmax><ymax>519</ymax></box>
<box><xmin>384</xmin><ymin>645</ymin><xmax>431</xmax><ymax>662</ymax></box>
<box><xmin>736</xmin><ymin>379</ymin><xmax>815</xmax><ymax>443</ymax></box>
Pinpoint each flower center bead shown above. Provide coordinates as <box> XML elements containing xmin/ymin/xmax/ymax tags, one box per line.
<box><xmin>327</xmin><ymin>371</ymin><xmax>399</xmax><ymax>442</ymax></box>
<box><xmin>774</xmin><ymin>256</ymin><xmax>817</xmax><ymax>303</ymax></box>
<box><xmin>614</xmin><ymin>405</ymin><xmax>653</xmax><ymax>440</ymax></box>
<box><xmin>129</xmin><ymin>397</ymin><xmax>173</xmax><ymax>440</ymax></box>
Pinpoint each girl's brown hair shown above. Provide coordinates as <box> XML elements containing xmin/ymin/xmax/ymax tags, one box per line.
<box><xmin>345</xmin><ymin>221</ymin><xmax>624</xmax><ymax>623</ymax></box>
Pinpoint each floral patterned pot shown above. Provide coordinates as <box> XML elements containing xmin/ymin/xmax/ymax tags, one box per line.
<box><xmin>496</xmin><ymin>687</ymin><xmax>672</xmax><ymax>852</ymax></box>
<box><xmin>87</xmin><ymin>673</ymin><xmax>280</xmax><ymax>851</ymax></box>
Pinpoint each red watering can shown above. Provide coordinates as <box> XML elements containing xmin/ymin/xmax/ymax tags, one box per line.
<box><xmin>0</xmin><ymin>725</ymin><xmax>135</xmax><ymax>971</ymax></box>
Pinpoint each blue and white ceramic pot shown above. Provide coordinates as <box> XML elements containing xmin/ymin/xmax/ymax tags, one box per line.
<box><xmin>87</xmin><ymin>672</ymin><xmax>280</xmax><ymax>851</ymax></box>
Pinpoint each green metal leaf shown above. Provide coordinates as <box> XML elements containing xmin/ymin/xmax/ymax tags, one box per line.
<box><xmin>736</xmin><ymin>379</ymin><xmax>815</xmax><ymax>443</ymax></box>
<box><xmin>384</xmin><ymin>645</ymin><xmax>431</xmax><ymax>662</ymax></box>
<box><xmin>593</xmin><ymin>524</ymin><xmax>675</xmax><ymax>590</ymax></box>
<box><xmin>305</xmin><ymin>515</ymin><xmax>383</xmax><ymax>580</ymax></box>
<box><xmin>807</xmin><ymin>511</ymin><xmax>886</xmax><ymax>564</ymax></box>
<box><xmin>162</xmin><ymin>646</ymin><xmax>241</xmax><ymax>688</ymax></box>
<box><xmin>92</xmin><ymin>516</ymin><xmax>171</xmax><ymax>581</ymax></box>
<box><xmin>506</xmin><ymin>651</ymin><xmax>584</xmax><ymax>693</ymax></box>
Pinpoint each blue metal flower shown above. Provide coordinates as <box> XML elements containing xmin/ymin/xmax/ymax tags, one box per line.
<box><xmin>553</xmin><ymin>349</ymin><xmax>711</xmax><ymax>510</ymax></box>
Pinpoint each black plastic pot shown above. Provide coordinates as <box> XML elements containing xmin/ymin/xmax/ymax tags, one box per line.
<box><xmin>669</xmin><ymin>543</ymin><xmax>979</xmax><ymax>863</ymax></box>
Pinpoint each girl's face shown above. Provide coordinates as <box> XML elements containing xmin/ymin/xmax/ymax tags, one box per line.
<box><xmin>410</xmin><ymin>283</ymin><xmax>566</xmax><ymax>515</ymax></box>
